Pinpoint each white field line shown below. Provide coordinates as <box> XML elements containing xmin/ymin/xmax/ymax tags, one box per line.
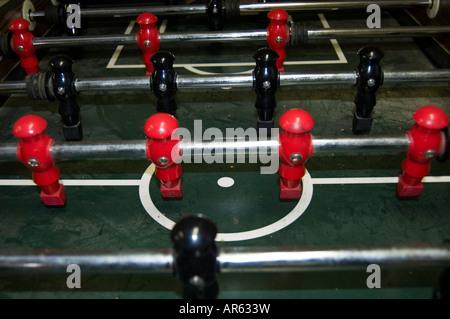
<box><xmin>1</xmin><ymin>176</ymin><xmax>449</xmax><ymax>187</ymax></box>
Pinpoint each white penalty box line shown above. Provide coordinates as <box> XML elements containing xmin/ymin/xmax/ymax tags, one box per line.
<box><xmin>106</xmin><ymin>13</ymin><xmax>347</xmax><ymax>74</ymax></box>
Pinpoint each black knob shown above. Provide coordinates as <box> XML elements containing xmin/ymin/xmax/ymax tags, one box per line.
<box><xmin>171</xmin><ymin>215</ymin><xmax>219</xmax><ymax>299</ymax></box>
<box><xmin>49</xmin><ymin>55</ymin><xmax>82</xmax><ymax>141</ymax></box>
<box><xmin>253</xmin><ymin>48</ymin><xmax>280</xmax><ymax>133</ymax></box>
<box><xmin>150</xmin><ymin>51</ymin><xmax>177</xmax><ymax>116</ymax></box>
<box><xmin>353</xmin><ymin>46</ymin><xmax>384</xmax><ymax>134</ymax></box>
<box><xmin>206</xmin><ymin>0</ymin><xmax>225</xmax><ymax>31</ymax></box>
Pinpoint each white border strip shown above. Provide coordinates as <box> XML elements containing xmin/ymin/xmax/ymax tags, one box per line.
<box><xmin>0</xmin><ymin>179</ymin><xmax>141</xmax><ymax>186</ymax></box>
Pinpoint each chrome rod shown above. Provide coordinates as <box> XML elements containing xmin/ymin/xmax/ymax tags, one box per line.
<box><xmin>176</xmin><ymin>74</ymin><xmax>254</xmax><ymax>89</ymax></box>
<box><xmin>383</xmin><ymin>70</ymin><xmax>450</xmax><ymax>83</ymax></box>
<box><xmin>0</xmin><ymin>144</ymin><xmax>20</xmax><ymax>161</ymax></box>
<box><xmin>73</xmin><ymin>70</ymin><xmax>450</xmax><ymax>90</ymax></box>
<box><xmin>308</xmin><ymin>26</ymin><xmax>450</xmax><ymax>39</ymax></box>
<box><xmin>31</xmin><ymin>0</ymin><xmax>431</xmax><ymax>19</ymax></box>
<box><xmin>312</xmin><ymin>135</ymin><xmax>410</xmax><ymax>154</ymax></box>
<box><xmin>280</xmin><ymin>72</ymin><xmax>357</xmax><ymax>86</ymax></box>
<box><xmin>31</xmin><ymin>31</ymin><xmax>267</xmax><ymax>48</ymax></box>
<box><xmin>30</xmin><ymin>5</ymin><xmax>204</xmax><ymax>19</ymax></box>
<box><xmin>0</xmin><ymin>135</ymin><xmax>411</xmax><ymax>162</ymax></box>
<box><xmin>239</xmin><ymin>0</ymin><xmax>431</xmax><ymax>12</ymax></box>
<box><xmin>29</xmin><ymin>26</ymin><xmax>450</xmax><ymax>49</ymax></box>
<box><xmin>79</xmin><ymin>5</ymin><xmax>206</xmax><ymax>17</ymax></box>
<box><xmin>0</xmin><ymin>249</ymin><xmax>174</xmax><ymax>274</ymax></box>
<box><xmin>74</xmin><ymin>77</ymin><xmax>150</xmax><ymax>91</ymax></box>
<box><xmin>0</xmin><ymin>81</ymin><xmax>27</xmax><ymax>93</ymax></box>
<box><xmin>49</xmin><ymin>140</ymin><xmax>148</xmax><ymax>161</ymax></box>
<box><xmin>1</xmin><ymin>70</ymin><xmax>448</xmax><ymax>94</ymax></box>
<box><xmin>159</xmin><ymin>31</ymin><xmax>267</xmax><ymax>43</ymax></box>
<box><xmin>218</xmin><ymin>243</ymin><xmax>450</xmax><ymax>272</ymax></box>
<box><xmin>0</xmin><ymin>243</ymin><xmax>448</xmax><ymax>274</ymax></box>
<box><xmin>33</xmin><ymin>35</ymin><xmax>136</xmax><ymax>48</ymax></box>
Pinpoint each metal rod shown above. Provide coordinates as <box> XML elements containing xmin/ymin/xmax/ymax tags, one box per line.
<box><xmin>159</xmin><ymin>31</ymin><xmax>267</xmax><ymax>43</ymax></box>
<box><xmin>74</xmin><ymin>70</ymin><xmax>450</xmax><ymax>90</ymax></box>
<box><xmin>0</xmin><ymin>81</ymin><xmax>27</xmax><ymax>93</ymax></box>
<box><xmin>59</xmin><ymin>69</ymin><xmax>450</xmax><ymax>91</ymax></box>
<box><xmin>280</xmin><ymin>72</ymin><xmax>357</xmax><ymax>86</ymax></box>
<box><xmin>218</xmin><ymin>244</ymin><xmax>450</xmax><ymax>272</ymax></box>
<box><xmin>72</xmin><ymin>70</ymin><xmax>450</xmax><ymax>90</ymax></box>
<box><xmin>175</xmin><ymin>74</ymin><xmax>254</xmax><ymax>89</ymax></box>
<box><xmin>31</xmin><ymin>0</ymin><xmax>431</xmax><ymax>19</ymax></box>
<box><xmin>31</xmin><ymin>31</ymin><xmax>267</xmax><ymax>48</ymax></box>
<box><xmin>31</xmin><ymin>5</ymin><xmax>206</xmax><ymax>19</ymax></box>
<box><xmin>0</xmin><ymin>249</ymin><xmax>173</xmax><ymax>274</ymax></box>
<box><xmin>49</xmin><ymin>140</ymin><xmax>148</xmax><ymax>161</ymax></box>
<box><xmin>312</xmin><ymin>135</ymin><xmax>410</xmax><ymax>154</ymax></box>
<box><xmin>0</xmin><ymin>135</ymin><xmax>411</xmax><ymax>162</ymax></box>
<box><xmin>307</xmin><ymin>26</ymin><xmax>450</xmax><ymax>39</ymax></box>
<box><xmin>383</xmin><ymin>70</ymin><xmax>450</xmax><ymax>83</ymax></box>
<box><xmin>0</xmin><ymin>144</ymin><xmax>20</xmax><ymax>161</ymax></box>
<box><xmin>238</xmin><ymin>0</ymin><xmax>431</xmax><ymax>12</ymax></box>
<box><xmin>30</xmin><ymin>26</ymin><xmax>450</xmax><ymax>49</ymax></box>
<box><xmin>74</xmin><ymin>76</ymin><xmax>150</xmax><ymax>91</ymax></box>
<box><xmin>0</xmin><ymin>243</ymin><xmax>448</xmax><ymax>274</ymax></box>
<box><xmin>1</xmin><ymin>70</ymin><xmax>448</xmax><ymax>95</ymax></box>
<box><xmin>32</xmin><ymin>35</ymin><xmax>137</xmax><ymax>48</ymax></box>
<box><xmin>78</xmin><ymin>5</ymin><xmax>206</xmax><ymax>17</ymax></box>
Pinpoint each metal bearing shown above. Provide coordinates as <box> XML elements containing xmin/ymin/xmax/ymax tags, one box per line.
<box><xmin>426</xmin><ymin>0</ymin><xmax>440</xmax><ymax>19</ymax></box>
<box><xmin>22</xmin><ymin>0</ymin><xmax>36</xmax><ymax>31</ymax></box>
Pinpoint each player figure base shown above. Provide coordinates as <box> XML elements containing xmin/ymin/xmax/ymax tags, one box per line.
<box><xmin>63</xmin><ymin>121</ymin><xmax>83</xmax><ymax>141</ymax></box>
<box><xmin>352</xmin><ymin>113</ymin><xmax>373</xmax><ymax>134</ymax></box>
<box><xmin>279</xmin><ymin>181</ymin><xmax>302</xmax><ymax>199</ymax></box>
<box><xmin>160</xmin><ymin>180</ymin><xmax>182</xmax><ymax>198</ymax></box>
<box><xmin>40</xmin><ymin>185</ymin><xmax>66</xmax><ymax>206</ymax></box>
<box><xmin>396</xmin><ymin>174</ymin><xmax>423</xmax><ymax>198</ymax></box>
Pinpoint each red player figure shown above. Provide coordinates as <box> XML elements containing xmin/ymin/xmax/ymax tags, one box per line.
<box><xmin>397</xmin><ymin>105</ymin><xmax>449</xmax><ymax>197</ymax></box>
<box><xmin>267</xmin><ymin>9</ymin><xmax>290</xmax><ymax>73</ymax></box>
<box><xmin>136</xmin><ymin>13</ymin><xmax>160</xmax><ymax>76</ymax></box>
<box><xmin>13</xmin><ymin>115</ymin><xmax>66</xmax><ymax>206</ymax></box>
<box><xmin>9</xmin><ymin>18</ymin><xmax>39</xmax><ymax>75</ymax></box>
<box><xmin>278</xmin><ymin>108</ymin><xmax>314</xmax><ymax>199</ymax></box>
<box><xmin>144</xmin><ymin>113</ymin><xmax>182</xmax><ymax>198</ymax></box>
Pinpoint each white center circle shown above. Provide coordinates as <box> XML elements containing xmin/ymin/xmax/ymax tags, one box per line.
<box><xmin>217</xmin><ymin>177</ymin><xmax>235</xmax><ymax>188</ymax></box>
<box><xmin>139</xmin><ymin>164</ymin><xmax>314</xmax><ymax>242</ymax></box>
